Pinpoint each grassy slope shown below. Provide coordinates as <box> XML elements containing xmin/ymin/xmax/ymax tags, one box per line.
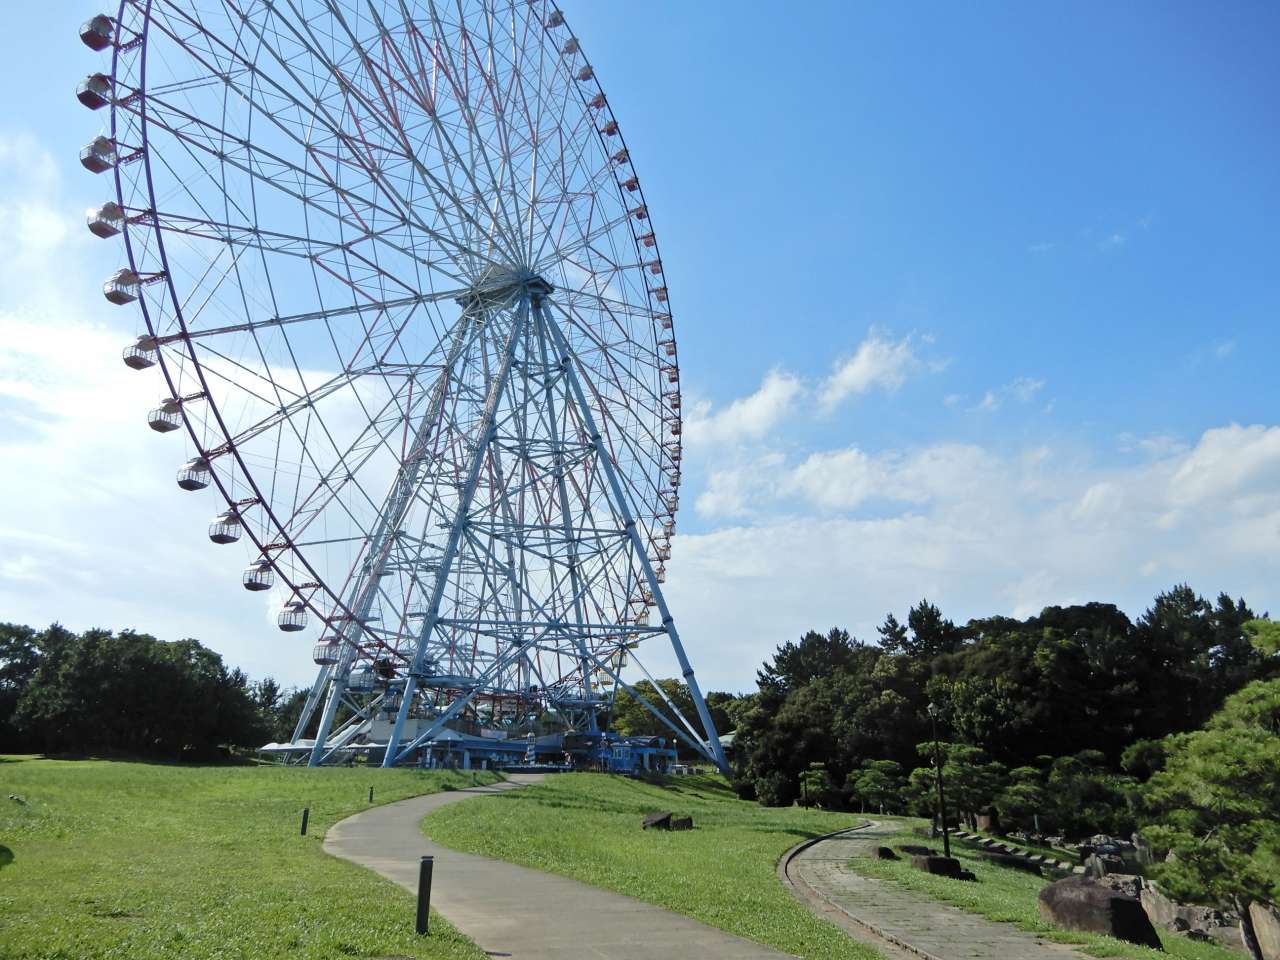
<box><xmin>849</xmin><ymin>825</ymin><xmax>1243</xmax><ymax>960</ymax></box>
<box><xmin>424</xmin><ymin>772</ymin><xmax>880</xmax><ymax>960</ymax></box>
<box><xmin>0</xmin><ymin>755</ymin><xmax>497</xmax><ymax>960</ymax></box>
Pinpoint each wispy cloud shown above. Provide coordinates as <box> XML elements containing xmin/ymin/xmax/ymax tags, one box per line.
<box><xmin>819</xmin><ymin>328</ymin><xmax>926</xmax><ymax>413</ymax></box>
<box><xmin>970</xmin><ymin>376</ymin><xmax>1046</xmax><ymax>413</ymax></box>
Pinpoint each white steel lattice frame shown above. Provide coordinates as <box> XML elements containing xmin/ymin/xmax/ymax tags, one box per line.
<box><xmin>87</xmin><ymin>0</ymin><xmax>724</xmax><ymax>769</ymax></box>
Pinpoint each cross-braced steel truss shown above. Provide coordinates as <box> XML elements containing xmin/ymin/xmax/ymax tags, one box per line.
<box><xmin>79</xmin><ymin>0</ymin><xmax>725</xmax><ymax>769</ymax></box>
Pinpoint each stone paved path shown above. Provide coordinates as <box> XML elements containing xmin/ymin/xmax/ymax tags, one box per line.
<box><xmin>326</xmin><ymin>774</ymin><xmax>791</xmax><ymax>959</ymax></box>
<box><xmin>783</xmin><ymin>822</ymin><xmax>1085</xmax><ymax>960</ymax></box>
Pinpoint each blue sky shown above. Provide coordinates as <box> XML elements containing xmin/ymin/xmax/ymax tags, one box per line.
<box><xmin>0</xmin><ymin>2</ymin><xmax>1277</xmax><ymax>692</ymax></box>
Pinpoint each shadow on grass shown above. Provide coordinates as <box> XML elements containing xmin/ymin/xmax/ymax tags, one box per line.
<box><xmin>0</xmin><ymin>844</ymin><xmax>13</xmax><ymax>869</ymax></box>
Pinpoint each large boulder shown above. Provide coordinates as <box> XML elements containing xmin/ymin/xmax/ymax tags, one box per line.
<box><xmin>1039</xmin><ymin>875</ymin><xmax>1163</xmax><ymax>950</ymax></box>
<box><xmin>897</xmin><ymin>844</ymin><xmax>937</xmax><ymax>856</ymax></box>
<box><xmin>871</xmin><ymin>846</ymin><xmax>898</xmax><ymax>861</ymax></box>
<box><xmin>1249</xmin><ymin>902</ymin><xmax>1280</xmax><ymax>960</ymax></box>
<box><xmin>642</xmin><ymin>811</ymin><xmax>673</xmax><ymax>830</ymax></box>
<box><xmin>1140</xmin><ymin>882</ymin><xmax>1230</xmax><ymax>934</ymax></box>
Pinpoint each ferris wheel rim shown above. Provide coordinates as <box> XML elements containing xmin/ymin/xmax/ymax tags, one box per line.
<box><xmin>106</xmin><ymin>0</ymin><xmax>684</xmax><ymax>655</ymax></box>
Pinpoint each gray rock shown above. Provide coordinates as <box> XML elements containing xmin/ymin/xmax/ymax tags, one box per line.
<box><xmin>871</xmin><ymin>846</ymin><xmax>898</xmax><ymax>861</ymax></box>
<box><xmin>642</xmin><ymin>811</ymin><xmax>673</xmax><ymax>830</ymax></box>
<box><xmin>1038</xmin><ymin>875</ymin><xmax>1163</xmax><ymax>950</ymax></box>
<box><xmin>910</xmin><ymin>855</ymin><xmax>968</xmax><ymax>880</ymax></box>
<box><xmin>1249</xmin><ymin>901</ymin><xmax>1280</xmax><ymax>960</ymax></box>
<box><xmin>670</xmin><ymin>816</ymin><xmax>693</xmax><ymax>831</ymax></box>
<box><xmin>897</xmin><ymin>844</ymin><xmax>937</xmax><ymax>856</ymax></box>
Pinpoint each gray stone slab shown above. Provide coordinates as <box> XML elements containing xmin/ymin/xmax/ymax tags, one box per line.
<box><xmin>325</xmin><ymin>775</ymin><xmax>790</xmax><ymax>959</ymax></box>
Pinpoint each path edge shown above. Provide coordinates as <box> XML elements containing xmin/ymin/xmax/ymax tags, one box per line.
<box><xmin>777</xmin><ymin>821</ymin><xmax>948</xmax><ymax>960</ymax></box>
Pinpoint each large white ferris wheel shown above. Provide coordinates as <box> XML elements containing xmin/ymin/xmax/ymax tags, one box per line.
<box><xmin>77</xmin><ymin>1</ymin><xmax>727</xmax><ymax>769</ymax></box>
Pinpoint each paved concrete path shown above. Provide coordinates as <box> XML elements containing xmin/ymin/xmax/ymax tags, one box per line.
<box><xmin>783</xmin><ymin>822</ymin><xmax>1084</xmax><ymax>960</ymax></box>
<box><xmin>325</xmin><ymin>774</ymin><xmax>792</xmax><ymax>959</ymax></box>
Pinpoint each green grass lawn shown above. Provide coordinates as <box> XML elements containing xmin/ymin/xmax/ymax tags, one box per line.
<box><xmin>849</xmin><ymin>825</ymin><xmax>1244</xmax><ymax>960</ymax></box>
<box><xmin>0</xmin><ymin>755</ymin><xmax>498</xmax><ymax>960</ymax></box>
<box><xmin>424</xmin><ymin>772</ymin><xmax>881</xmax><ymax>960</ymax></box>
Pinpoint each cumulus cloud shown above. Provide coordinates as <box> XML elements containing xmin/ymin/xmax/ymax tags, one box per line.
<box><xmin>684</xmin><ymin>368</ymin><xmax>802</xmax><ymax>448</ymax></box>
<box><xmin>655</xmin><ymin>424</ymin><xmax>1280</xmax><ymax>690</ymax></box>
<box><xmin>818</xmin><ymin>328</ymin><xmax>923</xmax><ymax>412</ymax></box>
<box><xmin>0</xmin><ymin>131</ymin><xmax>315</xmax><ymax>685</ymax></box>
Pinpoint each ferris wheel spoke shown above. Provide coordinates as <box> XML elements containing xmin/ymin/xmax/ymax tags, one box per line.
<box><xmin>146</xmin><ymin>9</ymin><xmax>499</xmax><ymax>277</ymax></box>
<box><xmin>138</xmin><ymin>92</ymin><xmax>482</xmax><ymax>284</ymax></box>
<box><xmin>276</xmin><ymin>0</ymin><xmax>521</xmax><ymax>269</ymax></box>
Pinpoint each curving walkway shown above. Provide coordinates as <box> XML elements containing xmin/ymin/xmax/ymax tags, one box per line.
<box><xmin>781</xmin><ymin>822</ymin><xmax>1084</xmax><ymax>960</ymax></box>
<box><xmin>325</xmin><ymin>774</ymin><xmax>790</xmax><ymax>959</ymax></box>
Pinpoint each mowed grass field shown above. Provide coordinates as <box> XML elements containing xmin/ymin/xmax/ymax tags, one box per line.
<box><xmin>849</xmin><ymin>825</ymin><xmax>1244</xmax><ymax>960</ymax></box>
<box><xmin>0</xmin><ymin>755</ymin><xmax>497</xmax><ymax>960</ymax></box>
<box><xmin>424</xmin><ymin>772</ymin><xmax>882</xmax><ymax>960</ymax></box>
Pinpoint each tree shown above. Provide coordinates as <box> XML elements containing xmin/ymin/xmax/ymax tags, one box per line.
<box><xmin>1139</xmin><ymin>620</ymin><xmax>1280</xmax><ymax>960</ymax></box>
<box><xmin>1043</xmin><ymin>750</ymin><xmax>1134</xmax><ymax>838</ymax></box>
<box><xmin>0</xmin><ymin>623</ymin><xmax>41</xmax><ymax>750</ymax></box>
<box><xmin>905</xmin><ymin>600</ymin><xmax>967</xmax><ymax>659</ymax></box>
<box><xmin>14</xmin><ymin>629</ymin><xmax>266</xmax><ymax>759</ymax></box>
<box><xmin>876</xmin><ymin>613</ymin><xmax>908</xmax><ymax>654</ymax></box>
<box><xmin>799</xmin><ymin>762</ymin><xmax>837</xmax><ymax>808</ymax></box>
<box><xmin>917</xmin><ymin>742</ymin><xmax>1007</xmax><ymax>828</ymax></box>
<box><xmin>847</xmin><ymin>760</ymin><xmax>906</xmax><ymax>813</ymax></box>
<box><xmin>995</xmin><ymin>766</ymin><xmax>1046</xmax><ymax>834</ymax></box>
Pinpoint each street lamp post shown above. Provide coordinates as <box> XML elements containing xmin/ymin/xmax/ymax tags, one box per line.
<box><xmin>926</xmin><ymin>701</ymin><xmax>951</xmax><ymax>858</ymax></box>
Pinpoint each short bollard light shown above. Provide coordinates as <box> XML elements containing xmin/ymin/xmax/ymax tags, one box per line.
<box><xmin>368</xmin><ymin>785</ymin><xmax>374</xmax><ymax>803</ymax></box>
<box><xmin>416</xmin><ymin>855</ymin><xmax>434</xmax><ymax>935</ymax></box>
<box><xmin>300</xmin><ymin>807</ymin><xmax>310</xmax><ymax>836</ymax></box>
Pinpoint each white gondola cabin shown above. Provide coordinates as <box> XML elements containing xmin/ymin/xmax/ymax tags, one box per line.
<box><xmin>347</xmin><ymin>667</ymin><xmax>375</xmax><ymax>692</ymax></box>
<box><xmin>122</xmin><ymin>335</ymin><xmax>157</xmax><ymax>369</ymax></box>
<box><xmin>277</xmin><ymin>599</ymin><xmax>308</xmax><ymax>632</ymax></box>
<box><xmin>575</xmin><ymin>65</ymin><xmax>593</xmax><ymax>82</ymax></box>
<box><xmin>87</xmin><ymin>202</ymin><xmax>124</xmax><ymax>238</ymax></box>
<box><xmin>147</xmin><ymin>405</ymin><xmax>181</xmax><ymax>433</ymax></box>
<box><xmin>176</xmin><ymin>456</ymin><xmax>210</xmax><ymax>490</ymax></box>
<box><xmin>561</xmin><ymin>37</ymin><xmax>579</xmax><ymax>55</ymax></box>
<box><xmin>103</xmin><ymin>268</ymin><xmax>140</xmax><ymax>304</ymax></box>
<box><xmin>545</xmin><ymin>10</ymin><xmax>564</xmax><ymax>28</ymax></box>
<box><xmin>80</xmin><ymin>136</ymin><xmax>117</xmax><ymax>173</ymax></box>
<box><xmin>77</xmin><ymin>74</ymin><xmax>113</xmax><ymax>110</ymax></box>
<box><xmin>242</xmin><ymin>558</ymin><xmax>275</xmax><ymax>591</ymax></box>
<box><xmin>312</xmin><ymin>641</ymin><xmax>340</xmax><ymax>666</ymax></box>
<box><xmin>208</xmin><ymin>509</ymin><xmax>241</xmax><ymax>544</ymax></box>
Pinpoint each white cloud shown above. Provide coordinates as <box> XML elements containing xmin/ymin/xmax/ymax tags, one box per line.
<box><xmin>660</xmin><ymin>424</ymin><xmax>1280</xmax><ymax>691</ymax></box>
<box><xmin>0</xmin><ymin>131</ymin><xmax>321</xmax><ymax>686</ymax></box>
<box><xmin>684</xmin><ymin>369</ymin><xmax>802</xmax><ymax>448</ymax></box>
<box><xmin>819</xmin><ymin>328</ymin><xmax>922</xmax><ymax>412</ymax></box>
<box><xmin>971</xmin><ymin>375</ymin><xmax>1046</xmax><ymax>412</ymax></box>
<box><xmin>1214</xmin><ymin>338</ymin><xmax>1237</xmax><ymax>359</ymax></box>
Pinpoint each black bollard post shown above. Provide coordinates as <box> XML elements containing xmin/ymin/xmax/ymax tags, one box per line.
<box><xmin>416</xmin><ymin>855</ymin><xmax>434</xmax><ymax>934</ymax></box>
<box><xmin>300</xmin><ymin>807</ymin><xmax>310</xmax><ymax>836</ymax></box>
<box><xmin>368</xmin><ymin>785</ymin><xmax>374</xmax><ymax>803</ymax></box>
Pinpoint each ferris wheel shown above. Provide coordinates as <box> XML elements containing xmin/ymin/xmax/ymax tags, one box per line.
<box><xmin>77</xmin><ymin>0</ymin><xmax>727</xmax><ymax>770</ymax></box>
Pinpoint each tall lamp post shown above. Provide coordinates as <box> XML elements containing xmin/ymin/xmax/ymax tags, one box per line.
<box><xmin>926</xmin><ymin>701</ymin><xmax>951</xmax><ymax>858</ymax></box>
